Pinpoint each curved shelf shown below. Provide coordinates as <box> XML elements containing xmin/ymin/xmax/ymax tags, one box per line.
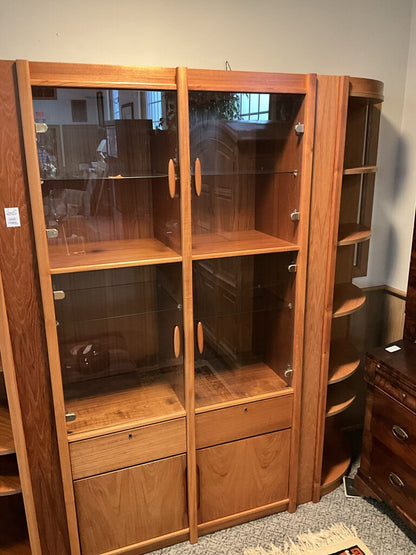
<box><xmin>326</xmin><ymin>383</ymin><xmax>356</xmax><ymax>417</ymax></box>
<box><xmin>338</xmin><ymin>223</ymin><xmax>371</xmax><ymax>246</ymax></box>
<box><xmin>328</xmin><ymin>339</ymin><xmax>360</xmax><ymax>384</ymax></box>
<box><xmin>0</xmin><ymin>405</ymin><xmax>15</xmax><ymax>455</ymax></box>
<box><xmin>321</xmin><ymin>427</ymin><xmax>350</xmax><ymax>497</ymax></box>
<box><xmin>332</xmin><ymin>283</ymin><xmax>366</xmax><ymax>318</ymax></box>
<box><xmin>0</xmin><ymin>457</ymin><xmax>21</xmax><ymax>496</ymax></box>
<box><xmin>343</xmin><ymin>165</ymin><xmax>377</xmax><ymax>176</ymax></box>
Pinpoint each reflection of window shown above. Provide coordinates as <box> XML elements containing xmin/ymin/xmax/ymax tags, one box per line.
<box><xmin>239</xmin><ymin>93</ymin><xmax>270</xmax><ymax>121</ymax></box>
<box><xmin>112</xmin><ymin>91</ymin><xmax>120</xmax><ymax>119</ymax></box>
<box><xmin>146</xmin><ymin>91</ymin><xmax>162</xmax><ymax>128</ymax></box>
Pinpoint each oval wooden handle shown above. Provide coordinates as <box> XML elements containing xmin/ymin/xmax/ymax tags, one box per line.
<box><xmin>195</xmin><ymin>158</ymin><xmax>202</xmax><ymax>196</ymax></box>
<box><xmin>197</xmin><ymin>321</ymin><xmax>204</xmax><ymax>354</ymax></box>
<box><xmin>173</xmin><ymin>325</ymin><xmax>181</xmax><ymax>358</ymax></box>
<box><xmin>168</xmin><ymin>159</ymin><xmax>176</xmax><ymax>199</ymax></box>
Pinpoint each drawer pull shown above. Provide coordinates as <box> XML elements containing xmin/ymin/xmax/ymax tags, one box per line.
<box><xmin>195</xmin><ymin>158</ymin><xmax>202</xmax><ymax>196</ymax></box>
<box><xmin>392</xmin><ymin>425</ymin><xmax>409</xmax><ymax>442</ymax></box>
<box><xmin>389</xmin><ymin>472</ymin><xmax>405</xmax><ymax>488</ymax></box>
<box><xmin>168</xmin><ymin>158</ymin><xmax>176</xmax><ymax>198</ymax></box>
<box><xmin>173</xmin><ymin>325</ymin><xmax>181</xmax><ymax>358</ymax></box>
<box><xmin>197</xmin><ymin>321</ymin><xmax>204</xmax><ymax>354</ymax></box>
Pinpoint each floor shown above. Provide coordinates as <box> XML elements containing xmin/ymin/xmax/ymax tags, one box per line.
<box><xmin>151</xmin><ymin>463</ymin><xmax>416</xmax><ymax>555</ymax></box>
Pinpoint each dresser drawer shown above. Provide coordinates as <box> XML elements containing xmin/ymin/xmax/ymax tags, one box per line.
<box><xmin>195</xmin><ymin>395</ymin><xmax>292</xmax><ymax>449</ymax></box>
<box><xmin>369</xmin><ymin>439</ymin><xmax>416</xmax><ymax>521</ymax></box>
<box><xmin>371</xmin><ymin>388</ymin><xmax>416</xmax><ymax>470</ymax></box>
<box><xmin>70</xmin><ymin>418</ymin><xmax>186</xmax><ymax>479</ymax></box>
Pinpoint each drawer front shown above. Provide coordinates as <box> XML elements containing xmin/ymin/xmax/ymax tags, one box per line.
<box><xmin>70</xmin><ymin>418</ymin><xmax>186</xmax><ymax>479</ymax></box>
<box><xmin>370</xmin><ymin>439</ymin><xmax>416</xmax><ymax>521</ymax></box>
<box><xmin>74</xmin><ymin>454</ymin><xmax>188</xmax><ymax>555</ymax></box>
<box><xmin>195</xmin><ymin>395</ymin><xmax>292</xmax><ymax>449</ymax></box>
<box><xmin>197</xmin><ymin>429</ymin><xmax>290</xmax><ymax>523</ymax></box>
<box><xmin>372</xmin><ymin>388</ymin><xmax>416</xmax><ymax>470</ymax></box>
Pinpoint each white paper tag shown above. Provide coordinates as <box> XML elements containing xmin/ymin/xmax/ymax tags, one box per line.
<box><xmin>385</xmin><ymin>344</ymin><xmax>401</xmax><ymax>353</ymax></box>
<box><xmin>4</xmin><ymin>207</ymin><xmax>21</xmax><ymax>228</ymax></box>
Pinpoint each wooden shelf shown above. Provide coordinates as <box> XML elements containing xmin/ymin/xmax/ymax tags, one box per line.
<box><xmin>332</xmin><ymin>283</ymin><xmax>366</xmax><ymax>318</ymax></box>
<box><xmin>338</xmin><ymin>223</ymin><xmax>371</xmax><ymax>246</ymax></box>
<box><xmin>328</xmin><ymin>339</ymin><xmax>360</xmax><ymax>384</ymax></box>
<box><xmin>0</xmin><ymin>457</ymin><xmax>21</xmax><ymax>497</ymax></box>
<box><xmin>320</xmin><ymin>427</ymin><xmax>350</xmax><ymax>496</ymax></box>
<box><xmin>49</xmin><ymin>238</ymin><xmax>182</xmax><ymax>274</ymax></box>
<box><xmin>0</xmin><ymin>405</ymin><xmax>14</xmax><ymax>455</ymax></box>
<box><xmin>195</xmin><ymin>362</ymin><xmax>290</xmax><ymax>411</ymax></box>
<box><xmin>192</xmin><ymin>230</ymin><xmax>298</xmax><ymax>260</ymax></box>
<box><xmin>326</xmin><ymin>383</ymin><xmax>356</xmax><ymax>417</ymax></box>
<box><xmin>343</xmin><ymin>165</ymin><xmax>377</xmax><ymax>175</ymax></box>
<box><xmin>65</xmin><ymin>366</ymin><xmax>185</xmax><ymax>441</ymax></box>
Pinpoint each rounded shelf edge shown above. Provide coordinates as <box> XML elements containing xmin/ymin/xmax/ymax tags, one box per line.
<box><xmin>332</xmin><ymin>283</ymin><xmax>366</xmax><ymax>318</ymax></box>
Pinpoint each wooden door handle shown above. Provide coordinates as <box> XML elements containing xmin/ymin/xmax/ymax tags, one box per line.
<box><xmin>195</xmin><ymin>158</ymin><xmax>202</xmax><ymax>196</ymax></box>
<box><xmin>173</xmin><ymin>325</ymin><xmax>181</xmax><ymax>358</ymax></box>
<box><xmin>197</xmin><ymin>321</ymin><xmax>204</xmax><ymax>354</ymax></box>
<box><xmin>168</xmin><ymin>158</ymin><xmax>176</xmax><ymax>198</ymax></box>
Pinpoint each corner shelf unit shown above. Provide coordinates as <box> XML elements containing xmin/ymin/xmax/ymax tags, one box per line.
<box><xmin>320</xmin><ymin>77</ymin><xmax>384</xmax><ymax>497</ymax></box>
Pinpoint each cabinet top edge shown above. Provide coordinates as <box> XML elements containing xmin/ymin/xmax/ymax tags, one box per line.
<box><xmin>349</xmin><ymin>77</ymin><xmax>384</xmax><ymax>102</ymax></box>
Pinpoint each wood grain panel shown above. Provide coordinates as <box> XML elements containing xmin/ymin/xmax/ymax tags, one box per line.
<box><xmin>70</xmin><ymin>418</ymin><xmax>186</xmax><ymax>479</ymax></box>
<box><xmin>197</xmin><ymin>430</ymin><xmax>290</xmax><ymax>523</ymax></box>
<box><xmin>1</xmin><ymin>60</ymin><xmax>70</xmax><ymax>554</ymax></box>
<box><xmin>187</xmin><ymin>69</ymin><xmax>307</xmax><ymax>93</ymax></box>
<box><xmin>196</xmin><ymin>395</ymin><xmax>292</xmax><ymax>449</ymax></box>
<box><xmin>28</xmin><ymin>61</ymin><xmax>177</xmax><ymax>89</ymax></box>
<box><xmin>74</xmin><ymin>455</ymin><xmax>188</xmax><ymax>555</ymax></box>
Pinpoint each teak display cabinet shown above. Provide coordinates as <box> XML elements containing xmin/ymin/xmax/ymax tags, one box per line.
<box><xmin>0</xmin><ymin>61</ymin><xmax>383</xmax><ymax>554</ymax></box>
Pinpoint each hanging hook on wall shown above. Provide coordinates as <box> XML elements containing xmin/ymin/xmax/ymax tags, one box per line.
<box><xmin>225</xmin><ymin>61</ymin><xmax>232</xmax><ymax>71</ymax></box>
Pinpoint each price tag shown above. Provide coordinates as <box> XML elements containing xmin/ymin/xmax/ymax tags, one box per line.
<box><xmin>385</xmin><ymin>344</ymin><xmax>401</xmax><ymax>353</ymax></box>
<box><xmin>4</xmin><ymin>207</ymin><xmax>21</xmax><ymax>228</ymax></box>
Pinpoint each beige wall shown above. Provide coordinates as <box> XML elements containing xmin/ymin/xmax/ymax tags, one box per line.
<box><xmin>0</xmin><ymin>0</ymin><xmax>414</xmax><ymax>290</ymax></box>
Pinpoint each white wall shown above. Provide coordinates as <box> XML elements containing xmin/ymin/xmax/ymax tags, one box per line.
<box><xmin>0</xmin><ymin>0</ymin><xmax>414</xmax><ymax>290</ymax></box>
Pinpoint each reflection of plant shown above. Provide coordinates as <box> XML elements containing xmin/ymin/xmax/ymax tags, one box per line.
<box><xmin>189</xmin><ymin>92</ymin><xmax>241</xmax><ymax>121</ymax></box>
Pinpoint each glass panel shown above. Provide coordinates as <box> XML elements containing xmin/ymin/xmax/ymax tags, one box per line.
<box><xmin>52</xmin><ymin>263</ymin><xmax>184</xmax><ymax>436</ymax></box>
<box><xmin>189</xmin><ymin>91</ymin><xmax>305</xmax><ymax>257</ymax></box>
<box><xmin>33</xmin><ymin>88</ymin><xmax>180</xmax><ymax>270</ymax></box>
<box><xmin>193</xmin><ymin>253</ymin><xmax>295</xmax><ymax>410</ymax></box>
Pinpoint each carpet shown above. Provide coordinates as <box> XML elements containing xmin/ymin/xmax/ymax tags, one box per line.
<box><xmin>243</xmin><ymin>524</ymin><xmax>373</xmax><ymax>555</ymax></box>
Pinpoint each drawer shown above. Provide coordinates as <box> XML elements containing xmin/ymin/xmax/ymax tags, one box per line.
<box><xmin>371</xmin><ymin>388</ymin><xmax>416</xmax><ymax>470</ymax></box>
<box><xmin>70</xmin><ymin>418</ymin><xmax>186</xmax><ymax>479</ymax></box>
<box><xmin>195</xmin><ymin>395</ymin><xmax>292</xmax><ymax>449</ymax></box>
<box><xmin>369</xmin><ymin>439</ymin><xmax>416</xmax><ymax>521</ymax></box>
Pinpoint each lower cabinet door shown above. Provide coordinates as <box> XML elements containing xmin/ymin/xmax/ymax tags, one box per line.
<box><xmin>74</xmin><ymin>454</ymin><xmax>188</xmax><ymax>555</ymax></box>
<box><xmin>197</xmin><ymin>429</ymin><xmax>291</xmax><ymax>523</ymax></box>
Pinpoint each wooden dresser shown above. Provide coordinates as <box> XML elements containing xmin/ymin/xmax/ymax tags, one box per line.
<box><xmin>355</xmin><ymin>214</ymin><xmax>416</xmax><ymax>533</ymax></box>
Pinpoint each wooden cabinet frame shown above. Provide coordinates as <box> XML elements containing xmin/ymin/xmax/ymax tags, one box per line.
<box><xmin>0</xmin><ymin>60</ymin><xmax>383</xmax><ymax>553</ymax></box>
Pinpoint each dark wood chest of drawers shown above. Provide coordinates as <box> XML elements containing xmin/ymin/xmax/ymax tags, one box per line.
<box><xmin>355</xmin><ymin>339</ymin><xmax>416</xmax><ymax>532</ymax></box>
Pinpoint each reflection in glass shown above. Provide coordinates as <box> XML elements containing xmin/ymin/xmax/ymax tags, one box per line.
<box><xmin>189</xmin><ymin>92</ymin><xmax>305</xmax><ymax>253</ymax></box>
<box><xmin>53</xmin><ymin>264</ymin><xmax>184</xmax><ymax>435</ymax></box>
<box><xmin>33</xmin><ymin>87</ymin><xmax>180</xmax><ymax>266</ymax></box>
<box><xmin>193</xmin><ymin>253</ymin><xmax>296</xmax><ymax>409</ymax></box>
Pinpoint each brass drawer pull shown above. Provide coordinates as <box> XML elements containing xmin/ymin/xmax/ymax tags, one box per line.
<box><xmin>194</xmin><ymin>158</ymin><xmax>202</xmax><ymax>196</ymax></box>
<box><xmin>392</xmin><ymin>425</ymin><xmax>409</xmax><ymax>442</ymax></box>
<box><xmin>173</xmin><ymin>325</ymin><xmax>181</xmax><ymax>358</ymax></box>
<box><xmin>168</xmin><ymin>158</ymin><xmax>176</xmax><ymax>198</ymax></box>
<box><xmin>389</xmin><ymin>472</ymin><xmax>405</xmax><ymax>488</ymax></box>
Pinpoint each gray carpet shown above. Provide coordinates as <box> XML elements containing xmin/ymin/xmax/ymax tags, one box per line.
<box><xmin>152</xmin><ymin>466</ymin><xmax>416</xmax><ymax>555</ymax></box>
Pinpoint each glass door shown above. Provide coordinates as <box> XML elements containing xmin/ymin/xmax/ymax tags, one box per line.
<box><xmin>32</xmin><ymin>86</ymin><xmax>185</xmax><ymax>439</ymax></box>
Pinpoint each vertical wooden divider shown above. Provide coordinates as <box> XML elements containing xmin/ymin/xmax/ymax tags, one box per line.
<box><xmin>287</xmin><ymin>73</ymin><xmax>316</xmax><ymax>512</ymax></box>
<box><xmin>176</xmin><ymin>66</ymin><xmax>198</xmax><ymax>543</ymax></box>
<box><xmin>15</xmin><ymin>59</ymin><xmax>81</xmax><ymax>554</ymax></box>
<box><xmin>296</xmin><ymin>75</ymin><xmax>349</xmax><ymax>505</ymax></box>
